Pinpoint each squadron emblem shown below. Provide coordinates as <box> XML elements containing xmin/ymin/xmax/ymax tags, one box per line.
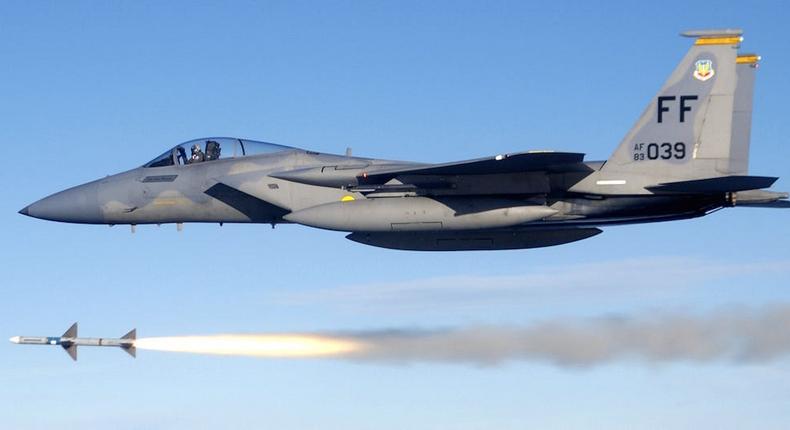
<box><xmin>693</xmin><ymin>59</ymin><xmax>715</xmax><ymax>81</ymax></box>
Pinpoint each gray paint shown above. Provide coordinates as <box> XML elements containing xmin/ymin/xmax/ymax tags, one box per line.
<box><xmin>18</xmin><ymin>30</ymin><xmax>787</xmax><ymax>251</ymax></box>
<box><xmin>9</xmin><ymin>322</ymin><xmax>136</xmax><ymax>361</ymax></box>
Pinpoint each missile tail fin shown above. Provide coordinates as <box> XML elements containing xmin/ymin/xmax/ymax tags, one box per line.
<box><xmin>61</xmin><ymin>322</ymin><xmax>78</xmax><ymax>361</ymax></box>
<box><xmin>63</xmin><ymin>344</ymin><xmax>77</xmax><ymax>361</ymax></box>
<box><xmin>121</xmin><ymin>328</ymin><xmax>136</xmax><ymax>358</ymax></box>
<box><xmin>121</xmin><ymin>328</ymin><xmax>136</xmax><ymax>340</ymax></box>
<box><xmin>62</xmin><ymin>322</ymin><xmax>77</xmax><ymax>338</ymax></box>
<box><xmin>123</xmin><ymin>345</ymin><xmax>136</xmax><ymax>358</ymax></box>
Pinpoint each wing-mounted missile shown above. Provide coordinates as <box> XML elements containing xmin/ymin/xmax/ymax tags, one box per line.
<box><xmin>269</xmin><ymin>163</ymin><xmax>430</xmax><ymax>189</ymax></box>
<box><xmin>268</xmin><ymin>164</ymin><xmax>372</xmax><ymax>188</ymax></box>
<box><xmin>9</xmin><ymin>322</ymin><xmax>136</xmax><ymax>361</ymax></box>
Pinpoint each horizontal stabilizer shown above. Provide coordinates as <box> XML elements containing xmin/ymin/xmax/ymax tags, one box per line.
<box><xmin>736</xmin><ymin>200</ymin><xmax>790</xmax><ymax>208</ymax></box>
<box><xmin>359</xmin><ymin>152</ymin><xmax>586</xmax><ymax>185</ymax></box>
<box><xmin>646</xmin><ymin>176</ymin><xmax>778</xmax><ymax>194</ymax></box>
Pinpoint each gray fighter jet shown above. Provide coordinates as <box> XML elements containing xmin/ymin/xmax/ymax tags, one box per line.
<box><xmin>19</xmin><ymin>29</ymin><xmax>788</xmax><ymax>251</ymax></box>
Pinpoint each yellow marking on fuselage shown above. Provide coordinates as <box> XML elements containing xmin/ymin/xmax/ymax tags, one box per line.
<box><xmin>153</xmin><ymin>198</ymin><xmax>182</xmax><ymax>206</ymax></box>
<box><xmin>341</xmin><ymin>195</ymin><xmax>355</xmax><ymax>202</ymax></box>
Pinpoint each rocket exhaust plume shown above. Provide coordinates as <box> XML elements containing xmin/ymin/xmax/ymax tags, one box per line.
<box><xmin>132</xmin><ymin>305</ymin><xmax>790</xmax><ymax>367</ymax></box>
<box><xmin>134</xmin><ymin>334</ymin><xmax>362</xmax><ymax>358</ymax></box>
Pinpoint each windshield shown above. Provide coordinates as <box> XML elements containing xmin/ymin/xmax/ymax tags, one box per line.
<box><xmin>145</xmin><ymin>137</ymin><xmax>295</xmax><ymax>168</ymax></box>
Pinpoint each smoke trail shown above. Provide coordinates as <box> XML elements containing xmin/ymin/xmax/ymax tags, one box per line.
<box><xmin>135</xmin><ymin>305</ymin><xmax>790</xmax><ymax>367</ymax></box>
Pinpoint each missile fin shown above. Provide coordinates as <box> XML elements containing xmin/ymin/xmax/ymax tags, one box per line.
<box><xmin>62</xmin><ymin>322</ymin><xmax>77</xmax><ymax>338</ymax></box>
<box><xmin>63</xmin><ymin>344</ymin><xmax>77</xmax><ymax>361</ymax></box>
<box><xmin>121</xmin><ymin>328</ymin><xmax>137</xmax><ymax>358</ymax></box>
<box><xmin>121</xmin><ymin>328</ymin><xmax>136</xmax><ymax>340</ymax></box>
<box><xmin>123</xmin><ymin>345</ymin><xmax>136</xmax><ymax>358</ymax></box>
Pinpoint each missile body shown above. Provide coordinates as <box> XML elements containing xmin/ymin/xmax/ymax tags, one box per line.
<box><xmin>270</xmin><ymin>164</ymin><xmax>369</xmax><ymax>188</ymax></box>
<box><xmin>9</xmin><ymin>323</ymin><xmax>135</xmax><ymax>361</ymax></box>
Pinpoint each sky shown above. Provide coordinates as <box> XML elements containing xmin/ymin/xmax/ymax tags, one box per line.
<box><xmin>1</xmin><ymin>1</ymin><xmax>789</xmax><ymax>429</ymax></box>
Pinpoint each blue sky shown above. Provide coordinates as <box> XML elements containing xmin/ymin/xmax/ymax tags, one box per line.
<box><xmin>1</xmin><ymin>1</ymin><xmax>789</xmax><ymax>429</ymax></box>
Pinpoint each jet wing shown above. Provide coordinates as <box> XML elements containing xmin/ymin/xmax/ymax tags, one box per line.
<box><xmin>204</xmin><ymin>182</ymin><xmax>290</xmax><ymax>222</ymax></box>
<box><xmin>358</xmin><ymin>151</ymin><xmax>586</xmax><ymax>185</ymax></box>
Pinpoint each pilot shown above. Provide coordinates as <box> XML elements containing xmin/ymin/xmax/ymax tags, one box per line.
<box><xmin>205</xmin><ymin>140</ymin><xmax>221</xmax><ymax>161</ymax></box>
<box><xmin>190</xmin><ymin>144</ymin><xmax>205</xmax><ymax>163</ymax></box>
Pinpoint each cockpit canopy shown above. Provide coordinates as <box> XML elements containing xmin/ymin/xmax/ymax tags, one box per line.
<box><xmin>145</xmin><ymin>137</ymin><xmax>296</xmax><ymax>168</ymax></box>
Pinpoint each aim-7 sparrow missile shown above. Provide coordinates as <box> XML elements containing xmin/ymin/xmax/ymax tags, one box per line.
<box><xmin>9</xmin><ymin>322</ymin><xmax>136</xmax><ymax>361</ymax></box>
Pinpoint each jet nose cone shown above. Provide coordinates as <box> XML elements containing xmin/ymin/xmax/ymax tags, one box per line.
<box><xmin>9</xmin><ymin>336</ymin><xmax>21</xmax><ymax>344</ymax></box>
<box><xmin>22</xmin><ymin>181</ymin><xmax>102</xmax><ymax>224</ymax></box>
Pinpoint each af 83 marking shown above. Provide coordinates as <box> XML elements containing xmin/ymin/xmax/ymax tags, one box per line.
<box><xmin>632</xmin><ymin>142</ymin><xmax>686</xmax><ymax>161</ymax></box>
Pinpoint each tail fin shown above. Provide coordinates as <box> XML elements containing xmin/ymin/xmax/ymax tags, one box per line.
<box><xmin>62</xmin><ymin>322</ymin><xmax>77</xmax><ymax>338</ymax></box>
<box><xmin>730</xmin><ymin>53</ymin><xmax>759</xmax><ymax>174</ymax></box>
<box><xmin>63</xmin><ymin>344</ymin><xmax>78</xmax><ymax>361</ymax></box>
<box><xmin>121</xmin><ymin>328</ymin><xmax>136</xmax><ymax>358</ymax></box>
<box><xmin>602</xmin><ymin>29</ymin><xmax>759</xmax><ymax>180</ymax></box>
<box><xmin>61</xmin><ymin>322</ymin><xmax>78</xmax><ymax>361</ymax></box>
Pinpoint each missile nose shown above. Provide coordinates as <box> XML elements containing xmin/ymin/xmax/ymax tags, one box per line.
<box><xmin>21</xmin><ymin>181</ymin><xmax>102</xmax><ymax>223</ymax></box>
<box><xmin>9</xmin><ymin>336</ymin><xmax>21</xmax><ymax>344</ymax></box>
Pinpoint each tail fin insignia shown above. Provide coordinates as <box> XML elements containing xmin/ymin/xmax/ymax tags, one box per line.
<box><xmin>602</xmin><ymin>29</ymin><xmax>758</xmax><ymax>181</ymax></box>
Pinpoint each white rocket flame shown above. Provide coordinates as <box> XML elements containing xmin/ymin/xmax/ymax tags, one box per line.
<box><xmin>135</xmin><ymin>334</ymin><xmax>363</xmax><ymax>358</ymax></box>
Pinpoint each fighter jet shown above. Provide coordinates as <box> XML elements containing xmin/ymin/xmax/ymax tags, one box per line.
<box><xmin>19</xmin><ymin>29</ymin><xmax>788</xmax><ymax>251</ymax></box>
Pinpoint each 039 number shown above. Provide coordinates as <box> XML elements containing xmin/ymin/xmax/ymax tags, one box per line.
<box><xmin>633</xmin><ymin>142</ymin><xmax>686</xmax><ymax>161</ymax></box>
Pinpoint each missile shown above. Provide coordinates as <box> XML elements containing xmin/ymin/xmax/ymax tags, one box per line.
<box><xmin>269</xmin><ymin>163</ymin><xmax>418</xmax><ymax>188</ymax></box>
<box><xmin>270</xmin><ymin>165</ymin><xmax>366</xmax><ymax>188</ymax></box>
<box><xmin>9</xmin><ymin>322</ymin><xmax>136</xmax><ymax>361</ymax></box>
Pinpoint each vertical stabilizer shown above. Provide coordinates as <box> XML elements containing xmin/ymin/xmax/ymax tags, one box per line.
<box><xmin>729</xmin><ymin>54</ymin><xmax>759</xmax><ymax>174</ymax></box>
<box><xmin>602</xmin><ymin>29</ymin><xmax>757</xmax><ymax>181</ymax></box>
